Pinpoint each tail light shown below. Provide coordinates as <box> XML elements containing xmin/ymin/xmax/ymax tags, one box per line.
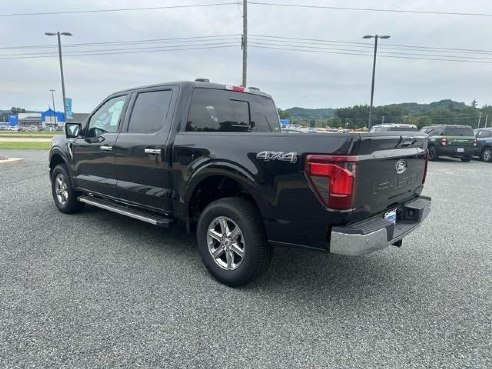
<box><xmin>440</xmin><ymin>137</ymin><xmax>447</xmax><ymax>146</ymax></box>
<box><xmin>305</xmin><ymin>155</ymin><xmax>358</xmax><ymax>210</ymax></box>
<box><xmin>423</xmin><ymin>150</ymin><xmax>429</xmax><ymax>184</ymax></box>
<box><xmin>225</xmin><ymin>85</ymin><xmax>247</xmax><ymax>92</ymax></box>
<box><xmin>474</xmin><ymin>138</ymin><xmax>477</xmax><ymax>147</ymax></box>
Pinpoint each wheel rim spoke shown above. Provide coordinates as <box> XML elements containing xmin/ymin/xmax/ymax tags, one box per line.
<box><xmin>212</xmin><ymin>245</ymin><xmax>225</xmax><ymax>258</ymax></box>
<box><xmin>229</xmin><ymin>227</ymin><xmax>241</xmax><ymax>242</ymax></box>
<box><xmin>208</xmin><ymin>229</ymin><xmax>222</xmax><ymax>242</ymax></box>
<box><xmin>230</xmin><ymin>243</ymin><xmax>244</xmax><ymax>258</ymax></box>
<box><xmin>226</xmin><ymin>250</ymin><xmax>234</xmax><ymax>269</ymax></box>
<box><xmin>219</xmin><ymin>217</ymin><xmax>230</xmax><ymax>236</ymax></box>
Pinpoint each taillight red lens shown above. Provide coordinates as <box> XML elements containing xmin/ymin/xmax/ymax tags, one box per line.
<box><xmin>474</xmin><ymin>138</ymin><xmax>477</xmax><ymax>147</ymax></box>
<box><xmin>305</xmin><ymin>155</ymin><xmax>358</xmax><ymax>210</ymax></box>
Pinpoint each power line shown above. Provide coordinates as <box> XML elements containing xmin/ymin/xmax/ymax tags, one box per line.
<box><xmin>249</xmin><ymin>43</ymin><xmax>492</xmax><ymax>64</ymax></box>
<box><xmin>0</xmin><ymin>2</ymin><xmax>238</xmax><ymax>17</ymax></box>
<box><xmin>1</xmin><ymin>1</ymin><xmax>490</xmax><ymax>18</ymax></box>
<box><xmin>249</xmin><ymin>1</ymin><xmax>492</xmax><ymax>17</ymax></box>
<box><xmin>0</xmin><ymin>34</ymin><xmax>241</xmax><ymax>50</ymax></box>
<box><xmin>0</xmin><ymin>44</ymin><xmax>238</xmax><ymax>60</ymax></box>
<box><xmin>249</xmin><ymin>39</ymin><xmax>492</xmax><ymax>61</ymax></box>
<box><xmin>251</xmin><ymin>34</ymin><xmax>492</xmax><ymax>55</ymax></box>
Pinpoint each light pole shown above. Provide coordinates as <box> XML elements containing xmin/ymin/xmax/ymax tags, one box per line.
<box><xmin>49</xmin><ymin>89</ymin><xmax>57</xmax><ymax>126</ymax></box>
<box><xmin>363</xmin><ymin>34</ymin><xmax>390</xmax><ymax>128</ymax></box>
<box><xmin>45</xmin><ymin>32</ymin><xmax>72</xmax><ymax>122</ymax></box>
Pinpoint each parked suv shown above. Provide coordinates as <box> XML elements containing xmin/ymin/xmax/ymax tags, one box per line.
<box><xmin>420</xmin><ymin>125</ymin><xmax>476</xmax><ymax>161</ymax></box>
<box><xmin>474</xmin><ymin>128</ymin><xmax>492</xmax><ymax>162</ymax></box>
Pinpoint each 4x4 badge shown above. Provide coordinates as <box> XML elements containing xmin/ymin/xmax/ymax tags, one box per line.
<box><xmin>395</xmin><ymin>159</ymin><xmax>407</xmax><ymax>174</ymax></box>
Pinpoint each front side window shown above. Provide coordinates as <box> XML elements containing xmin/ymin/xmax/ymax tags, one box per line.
<box><xmin>127</xmin><ymin>90</ymin><xmax>173</xmax><ymax>133</ymax></box>
<box><xmin>187</xmin><ymin>89</ymin><xmax>279</xmax><ymax>132</ymax></box>
<box><xmin>87</xmin><ymin>95</ymin><xmax>126</xmax><ymax>134</ymax></box>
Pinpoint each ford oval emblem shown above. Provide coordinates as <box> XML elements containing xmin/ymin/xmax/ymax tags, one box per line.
<box><xmin>395</xmin><ymin>159</ymin><xmax>407</xmax><ymax>174</ymax></box>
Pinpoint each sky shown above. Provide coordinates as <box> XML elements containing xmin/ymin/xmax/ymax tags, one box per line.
<box><xmin>1</xmin><ymin>0</ymin><xmax>492</xmax><ymax>113</ymax></box>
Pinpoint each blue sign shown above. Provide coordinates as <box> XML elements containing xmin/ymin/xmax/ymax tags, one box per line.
<box><xmin>280</xmin><ymin>119</ymin><xmax>290</xmax><ymax>127</ymax></box>
<box><xmin>65</xmin><ymin>97</ymin><xmax>73</xmax><ymax>120</ymax></box>
<box><xmin>8</xmin><ymin>114</ymin><xmax>18</xmax><ymax>126</ymax></box>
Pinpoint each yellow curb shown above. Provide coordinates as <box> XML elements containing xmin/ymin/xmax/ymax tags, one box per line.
<box><xmin>0</xmin><ymin>158</ymin><xmax>24</xmax><ymax>165</ymax></box>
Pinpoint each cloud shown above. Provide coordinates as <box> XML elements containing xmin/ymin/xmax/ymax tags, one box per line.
<box><xmin>0</xmin><ymin>0</ymin><xmax>491</xmax><ymax>112</ymax></box>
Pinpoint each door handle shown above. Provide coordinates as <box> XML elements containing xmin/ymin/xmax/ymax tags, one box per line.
<box><xmin>144</xmin><ymin>148</ymin><xmax>162</xmax><ymax>155</ymax></box>
<box><xmin>100</xmin><ymin>145</ymin><xmax>113</xmax><ymax>151</ymax></box>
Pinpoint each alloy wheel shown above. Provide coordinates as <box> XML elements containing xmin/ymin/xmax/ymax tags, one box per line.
<box><xmin>207</xmin><ymin>216</ymin><xmax>245</xmax><ymax>271</ymax></box>
<box><xmin>55</xmin><ymin>173</ymin><xmax>69</xmax><ymax>205</ymax></box>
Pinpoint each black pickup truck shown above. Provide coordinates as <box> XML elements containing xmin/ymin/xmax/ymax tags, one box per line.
<box><xmin>49</xmin><ymin>81</ymin><xmax>431</xmax><ymax>286</ymax></box>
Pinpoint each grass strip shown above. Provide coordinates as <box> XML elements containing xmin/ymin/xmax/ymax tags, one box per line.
<box><xmin>0</xmin><ymin>142</ymin><xmax>51</xmax><ymax>150</ymax></box>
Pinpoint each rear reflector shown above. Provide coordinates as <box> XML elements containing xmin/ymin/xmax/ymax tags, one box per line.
<box><xmin>305</xmin><ymin>155</ymin><xmax>359</xmax><ymax>210</ymax></box>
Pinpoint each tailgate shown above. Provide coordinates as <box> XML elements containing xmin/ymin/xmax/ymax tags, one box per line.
<box><xmin>352</xmin><ymin>133</ymin><xmax>427</xmax><ymax>219</ymax></box>
<box><xmin>446</xmin><ymin>136</ymin><xmax>474</xmax><ymax>147</ymax></box>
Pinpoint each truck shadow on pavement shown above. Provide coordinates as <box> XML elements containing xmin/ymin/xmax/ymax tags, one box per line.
<box><xmin>77</xmin><ymin>206</ymin><xmax>422</xmax><ymax>298</ymax></box>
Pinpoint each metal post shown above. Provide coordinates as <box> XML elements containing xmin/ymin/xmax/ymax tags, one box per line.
<box><xmin>485</xmin><ymin>115</ymin><xmax>488</xmax><ymax>128</ymax></box>
<box><xmin>368</xmin><ymin>35</ymin><xmax>378</xmax><ymax>129</ymax></box>
<box><xmin>477</xmin><ymin>111</ymin><xmax>482</xmax><ymax>128</ymax></box>
<box><xmin>242</xmin><ymin>0</ymin><xmax>248</xmax><ymax>87</ymax></box>
<box><xmin>50</xmin><ymin>89</ymin><xmax>57</xmax><ymax>126</ymax></box>
<box><xmin>57</xmin><ymin>32</ymin><xmax>67</xmax><ymax>122</ymax></box>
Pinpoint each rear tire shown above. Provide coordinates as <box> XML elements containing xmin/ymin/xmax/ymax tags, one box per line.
<box><xmin>481</xmin><ymin>148</ymin><xmax>492</xmax><ymax>162</ymax></box>
<box><xmin>197</xmin><ymin>197</ymin><xmax>272</xmax><ymax>287</ymax></box>
<box><xmin>428</xmin><ymin>146</ymin><xmax>439</xmax><ymax>161</ymax></box>
<box><xmin>461</xmin><ymin>156</ymin><xmax>472</xmax><ymax>162</ymax></box>
<box><xmin>51</xmin><ymin>164</ymin><xmax>85</xmax><ymax>214</ymax></box>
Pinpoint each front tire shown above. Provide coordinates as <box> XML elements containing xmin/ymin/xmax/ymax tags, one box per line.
<box><xmin>481</xmin><ymin>148</ymin><xmax>492</xmax><ymax>162</ymax></box>
<box><xmin>197</xmin><ymin>197</ymin><xmax>272</xmax><ymax>287</ymax></box>
<box><xmin>51</xmin><ymin>164</ymin><xmax>84</xmax><ymax>214</ymax></box>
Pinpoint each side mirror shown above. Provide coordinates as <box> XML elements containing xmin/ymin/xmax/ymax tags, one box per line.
<box><xmin>65</xmin><ymin>123</ymin><xmax>81</xmax><ymax>138</ymax></box>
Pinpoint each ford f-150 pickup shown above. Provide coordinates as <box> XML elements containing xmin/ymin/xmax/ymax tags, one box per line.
<box><xmin>49</xmin><ymin>80</ymin><xmax>431</xmax><ymax>286</ymax></box>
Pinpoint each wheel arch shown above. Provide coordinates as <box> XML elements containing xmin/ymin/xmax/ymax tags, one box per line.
<box><xmin>49</xmin><ymin>149</ymin><xmax>69</xmax><ymax>177</ymax></box>
<box><xmin>182</xmin><ymin>163</ymin><xmax>271</xmax><ymax>225</ymax></box>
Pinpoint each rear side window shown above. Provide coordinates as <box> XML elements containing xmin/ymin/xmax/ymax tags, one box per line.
<box><xmin>187</xmin><ymin>89</ymin><xmax>279</xmax><ymax>132</ymax></box>
<box><xmin>477</xmin><ymin>130</ymin><xmax>491</xmax><ymax>138</ymax></box>
<box><xmin>444</xmin><ymin>127</ymin><xmax>474</xmax><ymax>136</ymax></box>
<box><xmin>387</xmin><ymin>127</ymin><xmax>418</xmax><ymax>132</ymax></box>
<box><xmin>127</xmin><ymin>90</ymin><xmax>173</xmax><ymax>133</ymax></box>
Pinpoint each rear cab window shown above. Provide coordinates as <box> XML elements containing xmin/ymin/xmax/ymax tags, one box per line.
<box><xmin>186</xmin><ymin>88</ymin><xmax>280</xmax><ymax>133</ymax></box>
<box><xmin>444</xmin><ymin>127</ymin><xmax>474</xmax><ymax>136</ymax></box>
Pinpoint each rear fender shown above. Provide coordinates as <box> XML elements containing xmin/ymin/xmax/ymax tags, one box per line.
<box><xmin>180</xmin><ymin>161</ymin><xmax>272</xmax><ymax>220</ymax></box>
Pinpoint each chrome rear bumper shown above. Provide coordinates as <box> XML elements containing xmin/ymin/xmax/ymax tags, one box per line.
<box><xmin>329</xmin><ymin>196</ymin><xmax>431</xmax><ymax>256</ymax></box>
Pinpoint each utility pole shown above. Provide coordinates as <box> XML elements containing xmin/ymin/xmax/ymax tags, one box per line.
<box><xmin>242</xmin><ymin>0</ymin><xmax>248</xmax><ymax>87</ymax></box>
<box><xmin>485</xmin><ymin>115</ymin><xmax>488</xmax><ymax>128</ymax></box>
<box><xmin>478</xmin><ymin>111</ymin><xmax>482</xmax><ymax>128</ymax></box>
<box><xmin>50</xmin><ymin>89</ymin><xmax>57</xmax><ymax>126</ymax></box>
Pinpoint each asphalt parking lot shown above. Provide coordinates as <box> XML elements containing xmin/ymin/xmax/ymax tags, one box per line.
<box><xmin>0</xmin><ymin>150</ymin><xmax>490</xmax><ymax>369</ymax></box>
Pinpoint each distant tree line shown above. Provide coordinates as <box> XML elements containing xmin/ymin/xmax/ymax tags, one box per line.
<box><xmin>0</xmin><ymin>107</ymin><xmax>26</xmax><ymax>122</ymax></box>
<box><xmin>279</xmin><ymin>99</ymin><xmax>492</xmax><ymax>129</ymax></box>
